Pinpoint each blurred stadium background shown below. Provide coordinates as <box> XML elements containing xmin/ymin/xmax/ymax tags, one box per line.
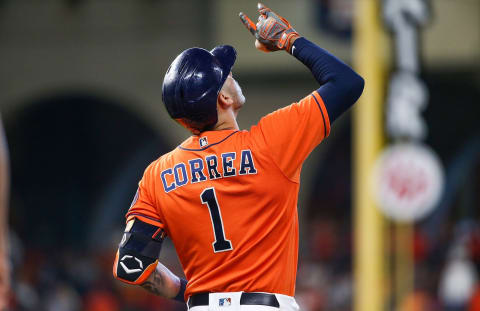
<box><xmin>0</xmin><ymin>0</ymin><xmax>479</xmax><ymax>310</ymax></box>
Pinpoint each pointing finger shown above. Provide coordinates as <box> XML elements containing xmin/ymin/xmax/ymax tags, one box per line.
<box><xmin>239</xmin><ymin>12</ymin><xmax>257</xmax><ymax>36</ymax></box>
<box><xmin>257</xmin><ymin>2</ymin><xmax>272</xmax><ymax>16</ymax></box>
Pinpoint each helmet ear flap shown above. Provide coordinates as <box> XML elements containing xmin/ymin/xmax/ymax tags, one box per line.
<box><xmin>162</xmin><ymin>46</ymin><xmax>237</xmax><ymax>134</ymax></box>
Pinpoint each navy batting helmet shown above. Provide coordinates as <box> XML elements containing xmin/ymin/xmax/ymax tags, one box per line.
<box><xmin>162</xmin><ymin>45</ymin><xmax>237</xmax><ymax>134</ymax></box>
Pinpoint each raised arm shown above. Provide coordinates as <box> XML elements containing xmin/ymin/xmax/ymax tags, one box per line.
<box><xmin>239</xmin><ymin>3</ymin><xmax>364</xmax><ymax>181</ymax></box>
<box><xmin>291</xmin><ymin>38</ymin><xmax>364</xmax><ymax>121</ymax></box>
<box><xmin>240</xmin><ymin>2</ymin><xmax>364</xmax><ymax>122</ymax></box>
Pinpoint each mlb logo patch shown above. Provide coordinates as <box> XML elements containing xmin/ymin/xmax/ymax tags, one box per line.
<box><xmin>219</xmin><ymin>297</ymin><xmax>231</xmax><ymax>307</ymax></box>
<box><xmin>199</xmin><ymin>137</ymin><xmax>208</xmax><ymax>147</ymax></box>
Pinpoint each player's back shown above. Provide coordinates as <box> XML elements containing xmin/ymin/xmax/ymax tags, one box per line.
<box><xmin>127</xmin><ymin>91</ymin><xmax>331</xmax><ymax>298</ymax></box>
<box><xmin>151</xmin><ymin>128</ymin><xmax>299</xmax><ymax>297</ymax></box>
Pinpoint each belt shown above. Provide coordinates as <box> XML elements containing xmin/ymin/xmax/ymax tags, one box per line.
<box><xmin>188</xmin><ymin>292</ymin><xmax>280</xmax><ymax>308</ymax></box>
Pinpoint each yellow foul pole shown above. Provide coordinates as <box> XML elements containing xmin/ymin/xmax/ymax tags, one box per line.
<box><xmin>353</xmin><ymin>0</ymin><xmax>386</xmax><ymax>310</ymax></box>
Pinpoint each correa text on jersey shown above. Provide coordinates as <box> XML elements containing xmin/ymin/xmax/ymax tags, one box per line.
<box><xmin>161</xmin><ymin>150</ymin><xmax>257</xmax><ymax>193</ymax></box>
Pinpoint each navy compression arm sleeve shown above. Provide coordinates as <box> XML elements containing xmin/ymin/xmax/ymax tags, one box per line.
<box><xmin>291</xmin><ymin>38</ymin><xmax>364</xmax><ymax>122</ymax></box>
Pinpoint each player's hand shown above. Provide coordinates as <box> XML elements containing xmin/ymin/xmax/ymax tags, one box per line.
<box><xmin>239</xmin><ymin>3</ymin><xmax>300</xmax><ymax>53</ymax></box>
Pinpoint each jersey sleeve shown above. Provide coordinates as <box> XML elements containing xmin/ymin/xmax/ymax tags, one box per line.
<box><xmin>125</xmin><ymin>164</ymin><xmax>165</xmax><ymax>230</ymax></box>
<box><xmin>253</xmin><ymin>91</ymin><xmax>331</xmax><ymax>182</ymax></box>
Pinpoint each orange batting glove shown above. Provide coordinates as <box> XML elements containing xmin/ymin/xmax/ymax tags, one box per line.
<box><xmin>239</xmin><ymin>3</ymin><xmax>300</xmax><ymax>53</ymax></box>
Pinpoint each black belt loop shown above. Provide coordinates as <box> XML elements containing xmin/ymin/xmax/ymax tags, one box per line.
<box><xmin>187</xmin><ymin>292</ymin><xmax>280</xmax><ymax>308</ymax></box>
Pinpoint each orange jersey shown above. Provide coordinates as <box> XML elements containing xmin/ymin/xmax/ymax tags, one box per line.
<box><xmin>126</xmin><ymin>91</ymin><xmax>330</xmax><ymax>298</ymax></box>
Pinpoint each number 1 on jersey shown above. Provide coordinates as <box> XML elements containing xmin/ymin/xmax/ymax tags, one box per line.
<box><xmin>200</xmin><ymin>188</ymin><xmax>233</xmax><ymax>253</ymax></box>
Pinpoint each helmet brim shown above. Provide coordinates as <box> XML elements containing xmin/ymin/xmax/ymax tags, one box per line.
<box><xmin>210</xmin><ymin>45</ymin><xmax>237</xmax><ymax>86</ymax></box>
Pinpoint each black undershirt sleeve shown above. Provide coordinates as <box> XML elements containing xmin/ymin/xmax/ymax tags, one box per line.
<box><xmin>291</xmin><ymin>37</ymin><xmax>364</xmax><ymax>122</ymax></box>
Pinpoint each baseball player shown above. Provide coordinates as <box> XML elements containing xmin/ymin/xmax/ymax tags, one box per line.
<box><xmin>113</xmin><ymin>3</ymin><xmax>364</xmax><ymax>310</ymax></box>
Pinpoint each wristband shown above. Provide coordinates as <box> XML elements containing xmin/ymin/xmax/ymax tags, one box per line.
<box><xmin>174</xmin><ymin>278</ymin><xmax>187</xmax><ymax>302</ymax></box>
